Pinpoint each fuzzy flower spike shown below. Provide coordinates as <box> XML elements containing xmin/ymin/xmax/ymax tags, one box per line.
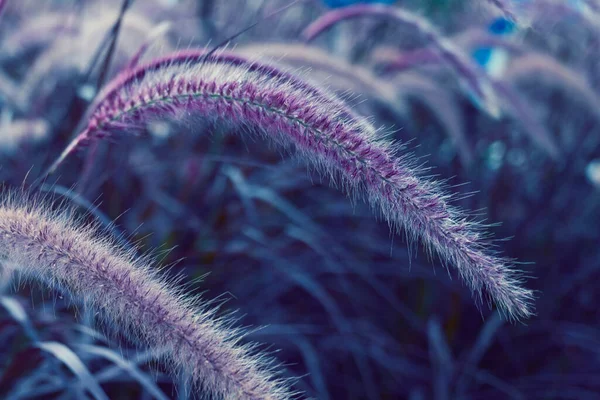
<box><xmin>0</xmin><ymin>192</ymin><xmax>294</xmax><ymax>400</ymax></box>
<box><xmin>49</xmin><ymin>49</ymin><xmax>534</xmax><ymax>320</ymax></box>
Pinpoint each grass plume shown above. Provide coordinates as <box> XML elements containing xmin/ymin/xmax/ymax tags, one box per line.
<box><xmin>302</xmin><ymin>3</ymin><xmax>503</xmax><ymax>119</ymax></box>
<box><xmin>48</xmin><ymin>49</ymin><xmax>534</xmax><ymax>320</ymax></box>
<box><xmin>0</xmin><ymin>191</ymin><xmax>295</xmax><ymax>400</ymax></box>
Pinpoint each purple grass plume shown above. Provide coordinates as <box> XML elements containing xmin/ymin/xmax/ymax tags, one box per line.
<box><xmin>235</xmin><ymin>43</ymin><xmax>405</xmax><ymax>120</ymax></box>
<box><xmin>302</xmin><ymin>3</ymin><xmax>503</xmax><ymax>119</ymax></box>
<box><xmin>48</xmin><ymin>49</ymin><xmax>535</xmax><ymax>321</ymax></box>
<box><xmin>392</xmin><ymin>72</ymin><xmax>472</xmax><ymax>166</ymax></box>
<box><xmin>0</xmin><ymin>192</ymin><xmax>296</xmax><ymax>400</ymax></box>
<box><xmin>372</xmin><ymin>29</ymin><xmax>526</xmax><ymax>73</ymax></box>
<box><xmin>371</xmin><ymin>47</ymin><xmax>560</xmax><ymax>160</ymax></box>
<box><xmin>505</xmin><ymin>53</ymin><xmax>600</xmax><ymax>124</ymax></box>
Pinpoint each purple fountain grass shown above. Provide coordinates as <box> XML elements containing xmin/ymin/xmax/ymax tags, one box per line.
<box><xmin>492</xmin><ymin>80</ymin><xmax>558</xmax><ymax>159</ymax></box>
<box><xmin>504</xmin><ymin>53</ymin><xmax>600</xmax><ymax>124</ymax></box>
<box><xmin>92</xmin><ymin>49</ymin><xmax>359</xmax><ymax>116</ymax></box>
<box><xmin>125</xmin><ymin>21</ymin><xmax>172</xmax><ymax>70</ymax></box>
<box><xmin>370</xmin><ymin>47</ymin><xmax>560</xmax><ymax>160</ymax></box>
<box><xmin>302</xmin><ymin>3</ymin><xmax>503</xmax><ymax>119</ymax></box>
<box><xmin>451</xmin><ymin>28</ymin><xmax>526</xmax><ymax>54</ymax></box>
<box><xmin>372</xmin><ymin>29</ymin><xmax>526</xmax><ymax>73</ymax></box>
<box><xmin>235</xmin><ymin>43</ymin><xmax>404</xmax><ymax>119</ymax></box>
<box><xmin>48</xmin><ymin>49</ymin><xmax>371</xmax><ymax>172</ymax></box>
<box><xmin>0</xmin><ymin>192</ymin><xmax>295</xmax><ymax>400</ymax></box>
<box><xmin>373</xmin><ymin>47</ymin><xmax>443</xmax><ymax>73</ymax></box>
<box><xmin>492</xmin><ymin>80</ymin><xmax>558</xmax><ymax>158</ymax></box>
<box><xmin>48</xmin><ymin>49</ymin><xmax>534</xmax><ymax>320</ymax></box>
<box><xmin>391</xmin><ymin>72</ymin><xmax>472</xmax><ymax>166</ymax></box>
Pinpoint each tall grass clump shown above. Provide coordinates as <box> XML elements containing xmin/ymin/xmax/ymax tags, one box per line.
<box><xmin>10</xmin><ymin>1</ymin><xmax>596</xmax><ymax>397</ymax></box>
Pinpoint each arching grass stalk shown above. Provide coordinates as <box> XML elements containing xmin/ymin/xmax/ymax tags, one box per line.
<box><xmin>505</xmin><ymin>54</ymin><xmax>600</xmax><ymax>124</ymax></box>
<box><xmin>235</xmin><ymin>43</ymin><xmax>402</xmax><ymax>117</ymax></box>
<box><xmin>302</xmin><ymin>4</ymin><xmax>502</xmax><ymax>119</ymax></box>
<box><xmin>372</xmin><ymin>29</ymin><xmax>526</xmax><ymax>73</ymax></box>
<box><xmin>372</xmin><ymin>47</ymin><xmax>560</xmax><ymax>160</ymax></box>
<box><xmin>47</xmin><ymin>49</ymin><xmax>372</xmax><ymax>174</ymax></box>
<box><xmin>48</xmin><ymin>49</ymin><xmax>534</xmax><ymax>320</ymax></box>
<box><xmin>0</xmin><ymin>192</ymin><xmax>295</xmax><ymax>400</ymax></box>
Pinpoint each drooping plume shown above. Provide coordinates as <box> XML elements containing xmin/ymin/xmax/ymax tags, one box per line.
<box><xmin>0</xmin><ymin>192</ymin><xmax>294</xmax><ymax>400</ymax></box>
<box><xmin>302</xmin><ymin>3</ymin><xmax>503</xmax><ymax>119</ymax></box>
<box><xmin>48</xmin><ymin>49</ymin><xmax>535</xmax><ymax>320</ymax></box>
